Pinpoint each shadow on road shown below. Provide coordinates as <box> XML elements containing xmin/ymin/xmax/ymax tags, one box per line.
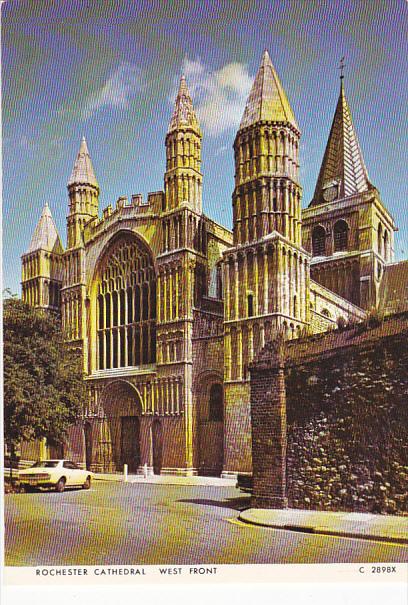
<box><xmin>177</xmin><ymin>496</ymin><xmax>251</xmax><ymax>511</ymax></box>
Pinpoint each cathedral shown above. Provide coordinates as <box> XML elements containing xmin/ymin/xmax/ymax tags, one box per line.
<box><xmin>21</xmin><ymin>50</ymin><xmax>405</xmax><ymax>476</ymax></box>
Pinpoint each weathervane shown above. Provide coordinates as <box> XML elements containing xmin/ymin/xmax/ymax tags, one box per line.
<box><xmin>339</xmin><ymin>57</ymin><xmax>345</xmax><ymax>79</ymax></box>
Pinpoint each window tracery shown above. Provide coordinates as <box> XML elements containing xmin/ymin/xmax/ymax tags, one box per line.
<box><xmin>96</xmin><ymin>236</ymin><xmax>156</xmax><ymax>370</ymax></box>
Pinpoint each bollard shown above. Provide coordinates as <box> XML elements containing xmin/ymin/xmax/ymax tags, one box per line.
<box><xmin>143</xmin><ymin>463</ymin><xmax>148</xmax><ymax>478</ymax></box>
<box><xmin>123</xmin><ymin>463</ymin><xmax>128</xmax><ymax>482</ymax></box>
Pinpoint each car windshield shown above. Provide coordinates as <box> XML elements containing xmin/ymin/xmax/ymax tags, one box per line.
<box><xmin>31</xmin><ymin>461</ymin><xmax>60</xmax><ymax>468</ymax></box>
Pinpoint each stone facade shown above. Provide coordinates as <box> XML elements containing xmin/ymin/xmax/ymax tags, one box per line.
<box><xmin>21</xmin><ymin>50</ymin><xmax>407</xmax><ymax>477</ymax></box>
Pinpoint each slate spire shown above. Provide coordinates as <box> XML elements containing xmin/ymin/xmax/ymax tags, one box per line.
<box><xmin>310</xmin><ymin>77</ymin><xmax>372</xmax><ymax>206</ymax></box>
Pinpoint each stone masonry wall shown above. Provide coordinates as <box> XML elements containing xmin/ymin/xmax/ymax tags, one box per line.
<box><xmin>250</xmin><ymin>313</ymin><xmax>408</xmax><ymax>514</ymax></box>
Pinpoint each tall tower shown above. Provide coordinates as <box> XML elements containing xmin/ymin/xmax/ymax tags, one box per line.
<box><xmin>67</xmin><ymin>136</ymin><xmax>99</xmax><ymax>249</ymax></box>
<box><xmin>222</xmin><ymin>51</ymin><xmax>311</xmax><ymax>475</ymax></box>
<box><xmin>233</xmin><ymin>50</ymin><xmax>302</xmax><ymax>246</ymax></box>
<box><xmin>156</xmin><ymin>77</ymin><xmax>207</xmax><ymax>474</ymax></box>
<box><xmin>302</xmin><ymin>73</ymin><xmax>396</xmax><ymax>309</ymax></box>
<box><xmin>21</xmin><ymin>202</ymin><xmax>64</xmax><ymax>311</ymax></box>
<box><xmin>164</xmin><ymin>76</ymin><xmax>202</xmax><ymax>213</ymax></box>
<box><xmin>62</xmin><ymin>138</ymin><xmax>99</xmax><ymax>368</ymax></box>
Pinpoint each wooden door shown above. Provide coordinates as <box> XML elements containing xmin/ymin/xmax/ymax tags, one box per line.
<box><xmin>120</xmin><ymin>416</ymin><xmax>140</xmax><ymax>473</ymax></box>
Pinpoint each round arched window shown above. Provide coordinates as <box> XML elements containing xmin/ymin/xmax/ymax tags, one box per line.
<box><xmin>333</xmin><ymin>220</ymin><xmax>349</xmax><ymax>252</ymax></box>
<box><xmin>312</xmin><ymin>226</ymin><xmax>326</xmax><ymax>256</ymax></box>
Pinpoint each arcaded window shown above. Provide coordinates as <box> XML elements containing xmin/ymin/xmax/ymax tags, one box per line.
<box><xmin>334</xmin><ymin>220</ymin><xmax>348</xmax><ymax>252</ymax></box>
<box><xmin>209</xmin><ymin>383</ymin><xmax>223</xmax><ymax>421</ymax></box>
<box><xmin>312</xmin><ymin>226</ymin><xmax>326</xmax><ymax>256</ymax></box>
<box><xmin>96</xmin><ymin>235</ymin><xmax>156</xmax><ymax>370</ymax></box>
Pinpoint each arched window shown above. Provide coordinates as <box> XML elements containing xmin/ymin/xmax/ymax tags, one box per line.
<box><xmin>377</xmin><ymin>223</ymin><xmax>383</xmax><ymax>256</ymax></box>
<box><xmin>194</xmin><ymin>264</ymin><xmax>207</xmax><ymax>307</ymax></box>
<box><xmin>96</xmin><ymin>235</ymin><xmax>156</xmax><ymax>370</ymax></box>
<box><xmin>216</xmin><ymin>265</ymin><xmax>223</xmax><ymax>300</ymax></box>
<box><xmin>321</xmin><ymin>308</ymin><xmax>332</xmax><ymax>318</ymax></box>
<box><xmin>383</xmin><ymin>230</ymin><xmax>389</xmax><ymax>262</ymax></box>
<box><xmin>312</xmin><ymin>226</ymin><xmax>326</xmax><ymax>256</ymax></box>
<box><xmin>247</xmin><ymin>293</ymin><xmax>254</xmax><ymax>317</ymax></box>
<box><xmin>334</xmin><ymin>220</ymin><xmax>348</xmax><ymax>252</ymax></box>
<box><xmin>209</xmin><ymin>384</ymin><xmax>223</xmax><ymax>421</ymax></box>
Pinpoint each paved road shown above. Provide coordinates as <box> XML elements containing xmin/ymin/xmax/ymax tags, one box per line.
<box><xmin>5</xmin><ymin>482</ymin><xmax>407</xmax><ymax>566</ymax></box>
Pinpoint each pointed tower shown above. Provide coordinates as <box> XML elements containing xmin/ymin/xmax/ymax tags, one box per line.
<box><xmin>62</xmin><ymin>137</ymin><xmax>99</xmax><ymax>348</ymax></box>
<box><xmin>233</xmin><ymin>49</ymin><xmax>301</xmax><ymax>246</ymax></box>
<box><xmin>67</xmin><ymin>136</ymin><xmax>99</xmax><ymax>249</ymax></box>
<box><xmin>164</xmin><ymin>76</ymin><xmax>202</xmax><ymax>213</ymax></box>
<box><xmin>310</xmin><ymin>77</ymin><xmax>372</xmax><ymax>207</ymax></box>
<box><xmin>21</xmin><ymin>203</ymin><xmax>64</xmax><ymax>311</ymax></box>
<box><xmin>222</xmin><ymin>51</ymin><xmax>311</xmax><ymax>476</ymax></box>
<box><xmin>302</xmin><ymin>72</ymin><xmax>396</xmax><ymax>309</ymax></box>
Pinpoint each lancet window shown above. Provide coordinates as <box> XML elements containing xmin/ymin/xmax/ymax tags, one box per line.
<box><xmin>96</xmin><ymin>235</ymin><xmax>156</xmax><ymax>370</ymax></box>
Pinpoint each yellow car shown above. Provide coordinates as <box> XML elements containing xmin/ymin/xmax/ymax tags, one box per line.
<box><xmin>19</xmin><ymin>460</ymin><xmax>92</xmax><ymax>492</ymax></box>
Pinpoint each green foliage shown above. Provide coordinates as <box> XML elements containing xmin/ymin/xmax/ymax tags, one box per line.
<box><xmin>3</xmin><ymin>299</ymin><xmax>86</xmax><ymax>452</ymax></box>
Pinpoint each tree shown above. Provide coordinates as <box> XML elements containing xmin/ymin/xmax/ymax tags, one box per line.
<box><xmin>3</xmin><ymin>299</ymin><xmax>87</xmax><ymax>482</ymax></box>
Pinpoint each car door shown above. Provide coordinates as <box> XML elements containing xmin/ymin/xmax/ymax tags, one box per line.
<box><xmin>62</xmin><ymin>461</ymin><xmax>75</xmax><ymax>486</ymax></box>
<box><xmin>69</xmin><ymin>461</ymin><xmax>83</xmax><ymax>486</ymax></box>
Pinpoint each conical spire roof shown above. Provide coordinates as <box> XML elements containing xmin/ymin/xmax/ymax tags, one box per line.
<box><xmin>168</xmin><ymin>76</ymin><xmax>200</xmax><ymax>133</ymax></box>
<box><xmin>68</xmin><ymin>136</ymin><xmax>99</xmax><ymax>188</ymax></box>
<box><xmin>240</xmin><ymin>50</ymin><xmax>298</xmax><ymax>130</ymax></box>
<box><xmin>27</xmin><ymin>202</ymin><xmax>64</xmax><ymax>254</ymax></box>
<box><xmin>310</xmin><ymin>79</ymin><xmax>372</xmax><ymax>206</ymax></box>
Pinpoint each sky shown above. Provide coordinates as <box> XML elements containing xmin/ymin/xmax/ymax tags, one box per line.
<box><xmin>2</xmin><ymin>0</ymin><xmax>408</xmax><ymax>296</ymax></box>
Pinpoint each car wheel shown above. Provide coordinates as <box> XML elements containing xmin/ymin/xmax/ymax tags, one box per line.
<box><xmin>83</xmin><ymin>476</ymin><xmax>91</xmax><ymax>490</ymax></box>
<box><xmin>56</xmin><ymin>477</ymin><xmax>66</xmax><ymax>493</ymax></box>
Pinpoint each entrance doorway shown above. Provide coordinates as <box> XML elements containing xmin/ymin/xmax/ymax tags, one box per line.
<box><xmin>152</xmin><ymin>420</ymin><xmax>163</xmax><ymax>475</ymax></box>
<box><xmin>121</xmin><ymin>416</ymin><xmax>140</xmax><ymax>473</ymax></box>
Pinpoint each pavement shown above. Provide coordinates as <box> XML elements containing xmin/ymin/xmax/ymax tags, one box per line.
<box><xmin>239</xmin><ymin>508</ymin><xmax>408</xmax><ymax>545</ymax></box>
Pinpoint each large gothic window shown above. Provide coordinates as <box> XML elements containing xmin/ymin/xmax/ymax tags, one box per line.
<box><xmin>333</xmin><ymin>220</ymin><xmax>349</xmax><ymax>252</ymax></box>
<box><xmin>96</xmin><ymin>235</ymin><xmax>156</xmax><ymax>370</ymax></box>
<box><xmin>312</xmin><ymin>226</ymin><xmax>326</xmax><ymax>256</ymax></box>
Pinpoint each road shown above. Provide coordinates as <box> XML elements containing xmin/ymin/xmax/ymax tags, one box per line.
<box><xmin>5</xmin><ymin>481</ymin><xmax>407</xmax><ymax>566</ymax></box>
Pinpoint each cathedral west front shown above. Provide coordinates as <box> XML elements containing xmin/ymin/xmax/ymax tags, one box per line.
<box><xmin>21</xmin><ymin>50</ymin><xmax>404</xmax><ymax>477</ymax></box>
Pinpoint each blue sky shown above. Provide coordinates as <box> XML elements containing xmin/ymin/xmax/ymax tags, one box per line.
<box><xmin>3</xmin><ymin>0</ymin><xmax>408</xmax><ymax>295</ymax></box>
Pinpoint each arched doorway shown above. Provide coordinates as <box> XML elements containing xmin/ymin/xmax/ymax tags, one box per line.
<box><xmin>152</xmin><ymin>419</ymin><xmax>163</xmax><ymax>475</ymax></box>
<box><xmin>99</xmin><ymin>380</ymin><xmax>143</xmax><ymax>473</ymax></box>
<box><xmin>121</xmin><ymin>416</ymin><xmax>140</xmax><ymax>473</ymax></box>
<box><xmin>196</xmin><ymin>373</ymin><xmax>224</xmax><ymax>476</ymax></box>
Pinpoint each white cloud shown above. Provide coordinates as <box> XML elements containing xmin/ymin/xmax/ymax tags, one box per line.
<box><xmin>176</xmin><ymin>57</ymin><xmax>253</xmax><ymax>137</ymax></box>
<box><xmin>82</xmin><ymin>63</ymin><xmax>142</xmax><ymax>120</ymax></box>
